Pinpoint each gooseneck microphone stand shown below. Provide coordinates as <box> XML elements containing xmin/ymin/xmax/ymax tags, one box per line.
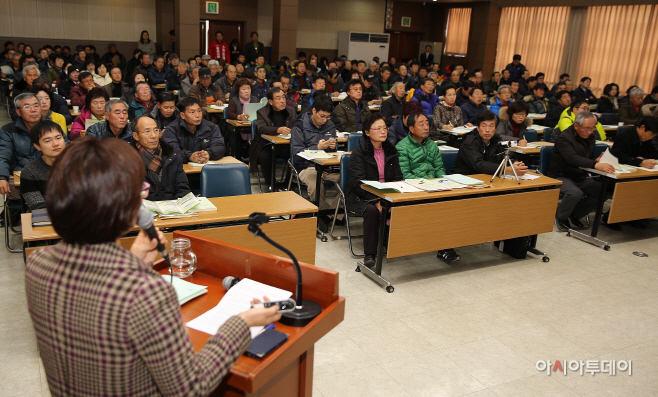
<box><xmin>248</xmin><ymin>212</ymin><xmax>322</xmax><ymax>326</ymax></box>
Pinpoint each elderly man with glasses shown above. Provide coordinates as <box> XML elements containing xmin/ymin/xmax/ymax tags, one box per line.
<box><xmin>547</xmin><ymin>111</ymin><xmax>616</xmax><ymax>231</ymax></box>
<box><xmin>86</xmin><ymin>99</ymin><xmax>133</xmax><ymax>142</ymax></box>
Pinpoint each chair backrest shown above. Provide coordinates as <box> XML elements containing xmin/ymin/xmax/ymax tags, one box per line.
<box><xmin>440</xmin><ymin>150</ymin><xmax>458</xmax><ymax>174</ymax></box>
<box><xmin>251</xmin><ymin>120</ymin><xmax>257</xmax><ymax>140</ymax></box>
<box><xmin>347</xmin><ymin>133</ymin><xmax>362</xmax><ymax>152</ymax></box>
<box><xmin>539</xmin><ymin>145</ymin><xmax>553</xmax><ymax>175</ymax></box>
<box><xmin>201</xmin><ymin>164</ymin><xmax>251</xmax><ymax>198</ymax></box>
<box><xmin>543</xmin><ymin>127</ymin><xmax>553</xmax><ymax>142</ymax></box>
<box><xmin>524</xmin><ymin>129</ymin><xmax>538</xmax><ymax>143</ymax></box>
<box><xmin>339</xmin><ymin>153</ymin><xmax>351</xmax><ymax>192</ymax></box>
<box><xmin>223</xmin><ymin>106</ymin><xmax>228</xmax><ymax>120</ymax></box>
<box><xmin>594</xmin><ymin>142</ymin><xmax>609</xmax><ymax>158</ymax></box>
<box><xmin>600</xmin><ymin>113</ymin><xmax>617</xmax><ymax>125</ymax></box>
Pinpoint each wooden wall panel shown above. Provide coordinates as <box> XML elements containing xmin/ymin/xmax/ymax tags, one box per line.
<box><xmin>257</xmin><ymin>0</ymin><xmax>273</xmax><ymax>46</ymax></box>
<box><xmin>10</xmin><ymin>0</ymin><xmax>38</xmax><ymax>38</ymax></box>
<box><xmin>112</xmin><ymin>1</ymin><xmax>137</xmax><ymax>43</ymax></box>
<box><xmin>61</xmin><ymin>0</ymin><xmax>90</xmax><ymax>40</ymax></box>
<box><xmin>134</xmin><ymin>0</ymin><xmax>157</xmax><ymax>43</ymax></box>
<box><xmin>0</xmin><ymin>0</ymin><xmax>12</xmax><ymax>37</ymax></box>
<box><xmin>87</xmin><ymin>0</ymin><xmax>113</xmax><ymax>41</ymax></box>
<box><xmin>36</xmin><ymin>0</ymin><xmax>64</xmax><ymax>39</ymax></box>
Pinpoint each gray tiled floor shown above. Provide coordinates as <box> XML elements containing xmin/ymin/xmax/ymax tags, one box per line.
<box><xmin>2</xmin><ymin>109</ymin><xmax>658</xmax><ymax>396</ymax></box>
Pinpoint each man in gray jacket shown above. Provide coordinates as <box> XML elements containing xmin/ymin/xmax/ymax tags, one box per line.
<box><xmin>291</xmin><ymin>95</ymin><xmax>340</xmax><ymax>210</ymax></box>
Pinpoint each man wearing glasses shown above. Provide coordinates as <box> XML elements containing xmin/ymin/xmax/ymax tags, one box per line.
<box><xmin>0</xmin><ymin>93</ymin><xmax>44</xmax><ymax>201</ymax></box>
<box><xmin>131</xmin><ymin>114</ymin><xmax>190</xmax><ymax>201</ymax></box>
<box><xmin>129</xmin><ymin>82</ymin><xmax>157</xmax><ymax>120</ymax></box>
<box><xmin>554</xmin><ymin>98</ymin><xmax>606</xmax><ymax>141</ymax></box>
<box><xmin>86</xmin><ymin>99</ymin><xmax>133</xmax><ymax>142</ymax></box>
<box><xmin>548</xmin><ymin>111</ymin><xmax>615</xmax><ymax>231</ymax></box>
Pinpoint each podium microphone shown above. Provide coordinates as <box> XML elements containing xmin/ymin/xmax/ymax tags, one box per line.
<box><xmin>137</xmin><ymin>208</ymin><xmax>173</xmax><ymax>283</ymax></box>
<box><xmin>248</xmin><ymin>212</ymin><xmax>322</xmax><ymax>327</ymax></box>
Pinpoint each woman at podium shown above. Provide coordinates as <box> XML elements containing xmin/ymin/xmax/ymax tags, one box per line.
<box><xmin>24</xmin><ymin>137</ymin><xmax>280</xmax><ymax>396</ymax></box>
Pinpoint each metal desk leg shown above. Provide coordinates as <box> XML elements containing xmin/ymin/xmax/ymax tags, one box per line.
<box><xmin>566</xmin><ymin>178</ymin><xmax>610</xmax><ymax>250</ymax></box>
<box><xmin>356</xmin><ymin>200</ymin><xmax>394</xmax><ymax>292</ymax></box>
<box><xmin>4</xmin><ymin>195</ymin><xmax>22</xmax><ymax>253</ymax></box>
<box><xmin>313</xmin><ymin>164</ymin><xmax>323</xmax><ymax>208</ymax></box>
<box><xmin>270</xmin><ymin>143</ymin><xmax>277</xmax><ymax>192</ymax></box>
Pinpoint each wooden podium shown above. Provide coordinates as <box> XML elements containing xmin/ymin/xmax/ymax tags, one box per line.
<box><xmin>155</xmin><ymin>231</ymin><xmax>345</xmax><ymax>396</ymax></box>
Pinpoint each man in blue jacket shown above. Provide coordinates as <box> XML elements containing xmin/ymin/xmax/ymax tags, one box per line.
<box><xmin>410</xmin><ymin>78</ymin><xmax>440</xmax><ymax>116</ymax></box>
<box><xmin>505</xmin><ymin>54</ymin><xmax>526</xmax><ymax>80</ymax></box>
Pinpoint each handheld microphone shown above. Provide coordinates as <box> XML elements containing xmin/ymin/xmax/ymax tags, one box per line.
<box><xmin>222</xmin><ymin>276</ymin><xmax>241</xmax><ymax>291</ymax></box>
<box><xmin>137</xmin><ymin>208</ymin><xmax>172</xmax><ymax>281</ymax></box>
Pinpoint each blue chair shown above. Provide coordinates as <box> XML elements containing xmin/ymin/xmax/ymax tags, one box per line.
<box><xmin>440</xmin><ymin>150</ymin><xmax>458</xmax><ymax>174</ymax></box>
<box><xmin>524</xmin><ymin>129</ymin><xmax>538</xmax><ymax>143</ymax></box>
<box><xmin>600</xmin><ymin>113</ymin><xmax>617</xmax><ymax>125</ymax></box>
<box><xmin>539</xmin><ymin>145</ymin><xmax>553</xmax><ymax>175</ymax></box>
<box><xmin>329</xmin><ymin>153</ymin><xmax>364</xmax><ymax>257</ymax></box>
<box><xmin>594</xmin><ymin>142</ymin><xmax>609</xmax><ymax>158</ymax></box>
<box><xmin>201</xmin><ymin>164</ymin><xmax>252</xmax><ymax>198</ymax></box>
<box><xmin>347</xmin><ymin>133</ymin><xmax>362</xmax><ymax>152</ymax></box>
<box><xmin>543</xmin><ymin>128</ymin><xmax>554</xmax><ymax>142</ymax></box>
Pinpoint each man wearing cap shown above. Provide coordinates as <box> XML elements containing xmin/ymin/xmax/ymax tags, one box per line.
<box><xmin>148</xmin><ymin>56</ymin><xmax>168</xmax><ymax>86</ymax></box>
<box><xmin>166</xmin><ymin>53</ymin><xmax>180</xmax><ymax>75</ymax></box>
<box><xmin>189</xmin><ymin>67</ymin><xmax>224</xmax><ymax>108</ymax></box>
<box><xmin>208</xmin><ymin>31</ymin><xmax>230</xmax><ymax>64</ymax></box>
<box><xmin>58</xmin><ymin>65</ymin><xmax>80</xmax><ymax>99</ymax></box>
<box><xmin>362</xmin><ymin>71</ymin><xmax>381</xmax><ymax>104</ymax></box>
<box><xmin>101</xmin><ymin>44</ymin><xmax>126</xmax><ymax>70</ymax></box>
<box><xmin>200</xmin><ymin>55</ymin><xmax>211</xmax><ymax>67</ymax></box>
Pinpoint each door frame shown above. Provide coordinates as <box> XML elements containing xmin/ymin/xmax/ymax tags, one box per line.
<box><xmin>200</xmin><ymin>19</ymin><xmax>244</xmax><ymax>56</ymax></box>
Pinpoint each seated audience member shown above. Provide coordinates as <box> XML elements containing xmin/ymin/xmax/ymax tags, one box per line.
<box><xmin>397</xmin><ymin>112</ymin><xmax>463</xmax><ymax>263</ymax></box>
<box><xmin>0</xmin><ymin>93</ymin><xmax>43</xmax><ymax>201</ymax></box>
<box><xmin>70</xmin><ymin>71</ymin><xmax>101</xmax><ymax>108</ymax></box>
<box><xmin>70</xmin><ymin>87</ymin><xmax>108</xmax><ymax>140</ymax></box>
<box><xmin>509</xmin><ymin>79</ymin><xmax>523</xmax><ymax>102</ymax></box>
<box><xmin>100</xmin><ymin>43</ymin><xmax>126</xmax><ymax>70</ymax></box>
<box><xmin>548</xmin><ymin>73</ymin><xmax>570</xmax><ymax>97</ymax></box>
<box><xmin>166</xmin><ymin>53</ymin><xmax>181</xmax><ymax>74</ymax></box>
<box><xmin>180</xmin><ymin>65</ymin><xmax>200</xmax><ymax>98</ymax></box>
<box><xmin>548</xmin><ymin>82</ymin><xmax>567</xmax><ymax>110</ymax></box>
<box><xmin>408</xmin><ymin>66</ymin><xmax>428</xmax><ymax>90</ymax></box>
<box><xmin>411</xmin><ymin>78</ymin><xmax>439</xmax><ymax>116</ymax></box>
<box><xmin>387</xmin><ymin>100</ymin><xmax>423</xmax><ymax>145</ymax></box>
<box><xmin>121</xmin><ymin>72</ymin><xmax>150</xmax><ymax>104</ymax></box>
<box><xmin>84</xmin><ymin>59</ymin><xmax>97</xmax><ymax>76</ymax></box>
<box><xmin>596</xmin><ymin>83</ymin><xmax>619</xmax><ymax>113</ymax></box>
<box><xmin>300</xmin><ymin>76</ymin><xmax>328</xmax><ymax>112</ymax></box>
<box><xmin>547</xmin><ymin>111</ymin><xmax>615</xmax><ymax>231</ymax></box>
<box><xmin>484</xmin><ymin>71</ymin><xmax>501</xmax><ymax>96</ymax></box>
<box><xmin>375</xmin><ymin>66</ymin><xmax>394</xmax><ymax>94</ymax></box>
<box><xmin>527</xmin><ymin>85</ymin><xmax>549</xmax><ymax>114</ymax></box>
<box><xmin>29</xmin><ymin>77</ymin><xmax>73</xmax><ymax>124</ymax></box>
<box><xmin>380</xmin><ymin>81</ymin><xmax>406</xmax><ymax>126</ymax></box>
<box><xmin>208</xmin><ymin>60</ymin><xmax>222</xmax><ymax>84</ymax></box>
<box><xmin>496</xmin><ymin>101</ymin><xmax>532</xmax><ymax>144</ymax></box>
<box><xmin>535</xmin><ymin>72</ymin><xmax>548</xmax><ymax>91</ymax></box>
<box><xmin>489</xmin><ymin>85</ymin><xmax>513</xmax><ymax>116</ymax></box>
<box><xmin>167</xmin><ymin>60</ymin><xmax>188</xmax><ymax>91</ymax></box>
<box><xmin>395</xmin><ymin>64</ymin><xmax>411</xmax><ymax>86</ymax></box>
<box><xmin>86</xmin><ymin>99</ymin><xmax>132</xmax><ymax>142</ymax></box>
<box><xmin>93</xmin><ymin>63</ymin><xmax>112</xmax><ymax>87</ymax></box>
<box><xmin>11</xmin><ymin>65</ymin><xmax>41</xmax><ymax>103</ymax></box>
<box><xmin>128</xmin><ymin>82</ymin><xmax>157</xmax><ymax>120</ymax></box>
<box><xmin>163</xmin><ymin>97</ymin><xmax>225</xmax><ymax>163</ymax></box>
<box><xmin>291</xmin><ymin>61</ymin><xmax>312</xmax><ymax>91</ymax></box>
<box><xmin>431</xmin><ymin>84</ymin><xmax>464</xmax><ymax>140</ymax></box>
<box><xmin>252</xmin><ymin>87</ymin><xmax>296</xmax><ymax>187</ymax></box>
<box><xmin>362</xmin><ymin>71</ymin><xmax>381</xmax><ymax>104</ymax></box>
<box><xmin>45</xmin><ymin>53</ymin><xmax>66</xmax><ymax>84</ymax></box>
<box><xmin>33</xmin><ymin>88</ymin><xmax>67</xmax><ymax>134</ymax></box>
<box><xmin>131</xmin><ymin>115</ymin><xmax>190</xmax><ymax>200</ymax></box>
<box><xmin>452</xmin><ymin>110</ymin><xmax>528</xmax><ymax>177</ymax></box>
<box><xmin>545</xmin><ymin>90</ymin><xmax>571</xmax><ymax>128</ymax></box>
<box><xmin>278</xmin><ymin>73</ymin><xmax>299</xmax><ymax>108</ymax></box>
<box><xmin>147</xmin><ymin>56</ymin><xmax>168</xmax><ymax>86</ymax></box>
<box><xmin>125</xmin><ymin>49</ymin><xmax>142</xmax><ymax>79</ymax></box>
<box><xmin>618</xmin><ymin>87</ymin><xmax>645</xmax><ymax>125</ymax></box>
<box><xmin>291</xmin><ymin>96</ymin><xmax>340</xmax><ymax>217</ymax></box>
<box><xmin>555</xmin><ymin>98</ymin><xmax>606</xmax><ymax>140</ymax></box>
<box><xmin>325</xmin><ymin>69</ymin><xmax>343</xmax><ymax>96</ymax></box>
<box><xmin>346</xmin><ymin>112</ymin><xmax>403</xmax><ymax>268</ymax></box>
<box><xmin>150</xmin><ymin>91</ymin><xmax>179</xmax><ymax>130</ymax></box>
<box><xmin>214</xmin><ymin>64</ymin><xmax>237</xmax><ymax>102</ymax></box>
<box><xmin>189</xmin><ymin>67</ymin><xmax>224</xmax><ymax>107</ymax></box>
<box><xmin>610</xmin><ymin>116</ymin><xmax>658</xmax><ymax>168</ymax></box>
<box><xmin>227</xmin><ymin>78</ymin><xmax>259</xmax><ymax>120</ymax></box>
<box><xmin>455</xmin><ymin>80</ymin><xmax>475</xmax><ymax>107</ymax></box>
<box><xmin>499</xmin><ymin>69</ymin><xmax>512</xmax><ymax>86</ymax></box>
<box><xmin>460</xmin><ymin>86</ymin><xmax>488</xmax><ymax>125</ymax></box>
<box><xmin>133</xmin><ymin>53</ymin><xmax>152</xmax><ymax>80</ymax></box>
<box><xmin>523</xmin><ymin>76</ymin><xmax>538</xmax><ymax>96</ymax></box>
<box><xmin>441</xmin><ymin>69</ymin><xmax>462</xmax><ymax>93</ymax></box>
<box><xmin>20</xmin><ymin>120</ymin><xmax>65</xmax><ymax>210</ymax></box>
<box><xmin>643</xmin><ymin>86</ymin><xmax>658</xmax><ymax>105</ymax></box>
<box><xmin>573</xmin><ymin>77</ymin><xmax>597</xmax><ymax>103</ymax></box>
<box><xmin>565</xmin><ymin>79</ymin><xmax>574</xmax><ymax>93</ymax></box>
<box><xmin>334</xmin><ymin>79</ymin><xmax>372</xmax><ymax>132</ymax></box>
<box><xmin>103</xmin><ymin>66</ymin><xmax>128</xmax><ymax>99</ymax></box>
<box><xmin>252</xmin><ymin>66</ymin><xmax>270</xmax><ymax>100</ymax></box>
<box><xmin>505</xmin><ymin>54</ymin><xmax>526</xmax><ymax>80</ymax></box>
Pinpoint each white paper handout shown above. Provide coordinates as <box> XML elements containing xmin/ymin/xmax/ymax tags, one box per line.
<box><xmin>186</xmin><ymin>278</ymin><xmax>293</xmax><ymax>338</ymax></box>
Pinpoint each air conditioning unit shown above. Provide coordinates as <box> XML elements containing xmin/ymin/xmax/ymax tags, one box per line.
<box><xmin>337</xmin><ymin>31</ymin><xmax>390</xmax><ymax>62</ymax></box>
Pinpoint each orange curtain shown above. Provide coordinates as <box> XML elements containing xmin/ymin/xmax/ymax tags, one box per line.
<box><xmin>444</xmin><ymin>8</ymin><xmax>472</xmax><ymax>56</ymax></box>
<box><xmin>572</xmin><ymin>5</ymin><xmax>658</xmax><ymax>97</ymax></box>
<box><xmin>494</xmin><ymin>7</ymin><xmax>571</xmax><ymax>87</ymax></box>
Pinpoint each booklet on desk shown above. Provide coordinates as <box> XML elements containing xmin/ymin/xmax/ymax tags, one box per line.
<box><xmin>445</xmin><ymin>174</ymin><xmax>485</xmax><ymax>185</ymax></box>
<box><xmin>31</xmin><ymin>208</ymin><xmax>52</xmax><ymax>227</ymax></box>
<box><xmin>600</xmin><ymin>149</ymin><xmax>637</xmax><ymax>173</ymax></box>
<box><xmin>300</xmin><ymin>150</ymin><xmax>334</xmax><ymax>159</ymax></box>
<box><xmin>142</xmin><ymin>192</ymin><xmax>217</xmax><ymax>216</ymax></box>
<box><xmin>162</xmin><ymin>275</ymin><xmax>208</xmax><ymax>305</ymax></box>
<box><xmin>361</xmin><ymin>180</ymin><xmax>423</xmax><ymax>193</ymax></box>
<box><xmin>404</xmin><ymin>179</ymin><xmax>452</xmax><ymax>192</ymax></box>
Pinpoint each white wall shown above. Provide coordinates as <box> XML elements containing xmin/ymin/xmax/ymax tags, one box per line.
<box><xmin>0</xmin><ymin>0</ymin><xmax>157</xmax><ymax>43</ymax></box>
<box><xmin>256</xmin><ymin>0</ymin><xmax>385</xmax><ymax>50</ymax></box>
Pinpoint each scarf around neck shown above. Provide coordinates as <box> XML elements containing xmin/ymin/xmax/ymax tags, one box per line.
<box><xmin>135</xmin><ymin>141</ymin><xmax>163</xmax><ymax>189</ymax></box>
<box><xmin>239</xmin><ymin>96</ymin><xmax>250</xmax><ymax>113</ymax></box>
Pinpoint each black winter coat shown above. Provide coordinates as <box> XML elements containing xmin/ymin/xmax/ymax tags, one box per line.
<box><xmin>547</xmin><ymin>125</ymin><xmax>596</xmax><ymax>182</ymax></box>
<box><xmin>132</xmin><ymin>139</ymin><xmax>190</xmax><ymax>201</ymax></box>
<box><xmin>451</xmin><ymin>129</ymin><xmax>504</xmax><ymax>175</ymax></box>
<box><xmin>346</xmin><ymin>135</ymin><xmax>403</xmax><ymax>214</ymax></box>
<box><xmin>251</xmin><ymin>104</ymin><xmax>296</xmax><ymax>172</ymax></box>
<box><xmin>162</xmin><ymin>117</ymin><xmax>226</xmax><ymax>163</ymax></box>
<box><xmin>610</xmin><ymin>127</ymin><xmax>658</xmax><ymax>167</ymax></box>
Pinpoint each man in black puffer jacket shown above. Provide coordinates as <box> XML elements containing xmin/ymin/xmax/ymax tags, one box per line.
<box><xmin>131</xmin><ymin>115</ymin><xmax>190</xmax><ymax>201</ymax></box>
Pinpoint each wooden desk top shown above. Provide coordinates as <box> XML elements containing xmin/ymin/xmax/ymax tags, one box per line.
<box><xmin>261</xmin><ymin>135</ymin><xmax>291</xmax><ymax>145</ymax></box>
<box><xmin>183</xmin><ymin>156</ymin><xmax>246</xmax><ymax>174</ymax></box>
<box><xmin>602</xmin><ymin>125</ymin><xmax>619</xmax><ymax>132</ymax></box>
<box><xmin>509</xmin><ymin>146</ymin><xmax>541</xmax><ymax>154</ymax></box>
<box><xmin>154</xmin><ymin>84</ymin><xmax>166</xmax><ymax>89</ymax></box>
<box><xmin>204</xmin><ymin>106</ymin><xmax>225</xmax><ymax>113</ymax></box>
<box><xmin>362</xmin><ymin>173</ymin><xmax>563</xmax><ymax>203</ymax></box>
<box><xmin>71</xmin><ymin>110</ymin><xmax>80</xmax><ymax>117</ymax></box>
<box><xmin>13</xmin><ymin>171</ymin><xmax>20</xmax><ymax>187</ymax></box>
<box><xmin>581</xmin><ymin>167</ymin><xmax>658</xmax><ymax>180</ymax></box>
<box><xmin>227</xmin><ymin>119</ymin><xmax>252</xmax><ymax>127</ymax></box>
<box><xmin>22</xmin><ymin>191</ymin><xmax>317</xmax><ymax>242</ymax></box>
<box><xmin>311</xmin><ymin>152</ymin><xmax>351</xmax><ymax>167</ymax></box>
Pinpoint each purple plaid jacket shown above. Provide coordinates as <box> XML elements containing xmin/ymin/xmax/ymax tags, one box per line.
<box><xmin>25</xmin><ymin>241</ymin><xmax>251</xmax><ymax>396</ymax></box>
